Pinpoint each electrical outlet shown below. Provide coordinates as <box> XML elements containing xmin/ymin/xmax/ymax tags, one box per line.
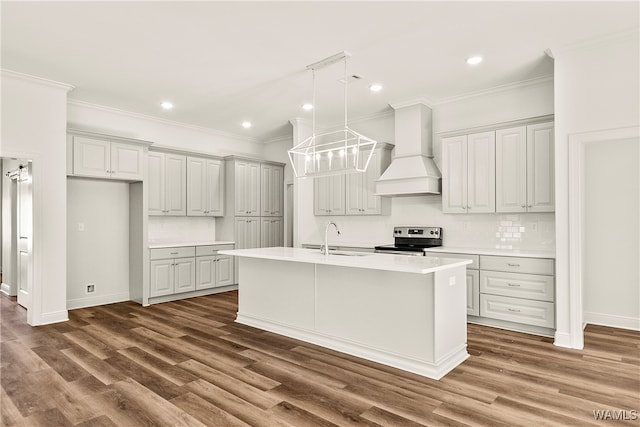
<box><xmin>86</xmin><ymin>283</ymin><xmax>95</xmax><ymax>293</ymax></box>
<box><xmin>78</xmin><ymin>222</ymin><xmax>85</xmax><ymax>232</ymax></box>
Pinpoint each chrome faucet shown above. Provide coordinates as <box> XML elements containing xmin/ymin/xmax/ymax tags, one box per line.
<box><xmin>322</xmin><ymin>221</ymin><xmax>341</xmax><ymax>255</ymax></box>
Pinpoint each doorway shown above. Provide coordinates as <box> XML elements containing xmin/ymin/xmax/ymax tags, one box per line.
<box><xmin>1</xmin><ymin>158</ymin><xmax>33</xmax><ymax>311</ymax></box>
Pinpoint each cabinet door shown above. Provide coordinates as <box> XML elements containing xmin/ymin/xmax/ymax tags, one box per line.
<box><xmin>260</xmin><ymin>164</ymin><xmax>274</xmax><ymax>216</ymax></box>
<box><xmin>195</xmin><ymin>255</ymin><xmax>216</xmax><ymax>290</ymax></box>
<box><xmin>345</xmin><ymin>173</ymin><xmax>363</xmax><ymax>215</ymax></box>
<box><xmin>314</xmin><ymin>177</ymin><xmax>331</xmax><ymax>215</ymax></box>
<box><xmin>235</xmin><ymin>218</ymin><xmax>261</xmax><ymax>249</ymax></box>
<box><xmin>329</xmin><ymin>174</ymin><xmax>346</xmax><ymax>215</ymax></box>
<box><xmin>73</xmin><ymin>136</ymin><xmax>111</xmax><ymax>178</ymax></box>
<box><xmin>205</xmin><ymin>159</ymin><xmax>224</xmax><ymax>216</ymax></box>
<box><xmin>110</xmin><ymin>142</ymin><xmax>143</xmax><ymax>180</ymax></box>
<box><xmin>527</xmin><ymin>122</ymin><xmax>555</xmax><ymax>212</ymax></box>
<box><xmin>260</xmin><ymin>218</ymin><xmax>274</xmax><ymax>247</ymax></box>
<box><xmin>148</xmin><ymin>152</ymin><xmax>165</xmax><ymax>216</ymax></box>
<box><xmin>215</xmin><ymin>255</ymin><xmax>235</xmax><ymax>287</ymax></box>
<box><xmin>270</xmin><ymin>166</ymin><xmax>284</xmax><ymax>216</ymax></box>
<box><xmin>467</xmin><ymin>269</ymin><xmax>480</xmax><ymax>316</ymax></box>
<box><xmin>362</xmin><ymin>149</ymin><xmax>383</xmax><ymax>215</ymax></box>
<box><xmin>271</xmin><ymin>218</ymin><xmax>283</xmax><ymax>247</ymax></box>
<box><xmin>496</xmin><ymin>127</ymin><xmax>527</xmax><ymax>213</ymax></box>
<box><xmin>246</xmin><ymin>218</ymin><xmax>261</xmax><ymax>249</ymax></box>
<box><xmin>165</xmin><ymin>154</ymin><xmax>186</xmax><ymax>216</ymax></box>
<box><xmin>150</xmin><ymin>259</ymin><xmax>173</xmax><ymax>297</ymax></box>
<box><xmin>187</xmin><ymin>157</ymin><xmax>206</xmax><ymax>216</ymax></box>
<box><xmin>174</xmin><ymin>257</ymin><xmax>195</xmax><ymax>293</ymax></box>
<box><xmin>467</xmin><ymin>131</ymin><xmax>495</xmax><ymax>213</ymax></box>
<box><xmin>442</xmin><ymin>135</ymin><xmax>468</xmax><ymax>213</ymax></box>
<box><xmin>235</xmin><ymin>161</ymin><xmax>260</xmax><ymax>216</ymax></box>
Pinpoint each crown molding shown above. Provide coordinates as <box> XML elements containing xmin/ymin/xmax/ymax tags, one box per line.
<box><xmin>389</xmin><ymin>97</ymin><xmax>435</xmax><ymax>110</ymax></box>
<box><xmin>548</xmin><ymin>27</ymin><xmax>639</xmax><ymax>57</ymax></box>
<box><xmin>1</xmin><ymin>69</ymin><xmax>74</xmax><ymax>92</ymax></box>
<box><xmin>432</xmin><ymin>75</ymin><xmax>554</xmax><ymax>106</ymax></box>
<box><xmin>67</xmin><ymin>99</ymin><xmax>260</xmax><ymax>144</ymax></box>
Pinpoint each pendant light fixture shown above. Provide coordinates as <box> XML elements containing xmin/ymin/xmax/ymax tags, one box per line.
<box><xmin>288</xmin><ymin>51</ymin><xmax>377</xmax><ymax>178</ymax></box>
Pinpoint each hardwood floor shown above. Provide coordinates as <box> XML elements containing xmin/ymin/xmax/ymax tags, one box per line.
<box><xmin>1</xmin><ymin>291</ymin><xmax>638</xmax><ymax>426</ymax></box>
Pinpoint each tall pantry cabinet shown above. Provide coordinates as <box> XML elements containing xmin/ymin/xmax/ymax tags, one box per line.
<box><xmin>216</xmin><ymin>157</ymin><xmax>285</xmax><ymax>250</ymax></box>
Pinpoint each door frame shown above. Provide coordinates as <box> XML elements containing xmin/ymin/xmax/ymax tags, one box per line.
<box><xmin>567</xmin><ymin>125</ymin><xmax>640</xmax><ymax>348</ymax></box>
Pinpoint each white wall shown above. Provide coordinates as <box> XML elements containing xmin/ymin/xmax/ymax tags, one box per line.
<box><xmin>67</xmin><ymin>178</ymin><xmax>130</xmax><ymax>309</ymax></box>
<box><xmin>148</xmin><ymin>216</ymin><xmax>216</xmax><ymax>243</ymax></box>
<box><xmin>68</xmin><ymin>101</ymin><xmax>264</xmax><ymax>158</ymax></box>
<box><xmin>296</xmin><ymin>79</ymin><xmax>556</xmax><ymax>250</ymax></box>
<box><xmin>583</xmin><ymin>139</ymin><xmax>639</xmax><ymax>327</ymax></box>
<box><xmin>1</xmin><ymin>71</ymin><xmax>72</xmax><ymax>325</ymax></box>
<box><xmin>554</xmin><ymin>29</ymin><xmax>640</xmax><ymax>345</ymax></box>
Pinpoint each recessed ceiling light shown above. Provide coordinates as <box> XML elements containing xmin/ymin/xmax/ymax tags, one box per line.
<box><xmin>466</xmin><ymin>56</ymin><xmax>483</xmax><ymax>65</ymax></box>
<box><xmin>369</xmin><ymin>83</ymin><xmax>383</xmax><ymax>92</ymax></box>
<box><xmin>160</xmin><ymin>101</ymin><xmax>174</xmax><ymax>110</ymax></box>
<box><xmin>241</xmin><ymin>121</ymin><xmax>252</xmax><ymax>129</ymax></box>
<box><xmin>302</xmin><ymin>103</ymin><xmax>313</xmax><ymax>111</ymax></box>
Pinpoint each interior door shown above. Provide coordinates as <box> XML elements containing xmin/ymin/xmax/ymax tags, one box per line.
<box><xmin>17</xmin><ymin>164</ymin><xmax>32</xmax><ymax>309</ymax></box>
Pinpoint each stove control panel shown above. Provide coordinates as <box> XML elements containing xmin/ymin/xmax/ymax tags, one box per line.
<box><xmin>393</xmin><ymin>226</ymin><xmax>441</xmax><ymax>239</ymax></box>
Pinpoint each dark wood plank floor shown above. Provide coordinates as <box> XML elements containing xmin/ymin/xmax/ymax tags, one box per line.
<box><xmin>1</xmin><ymin>291</ymin><xmax>639</xmax><ymax>426</ymax></box>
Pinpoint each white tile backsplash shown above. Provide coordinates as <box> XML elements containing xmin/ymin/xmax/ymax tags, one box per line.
<box><xmin>148</xmin><ymin>216</ymin><xmax>216</xmax><ymax>243</ymax></box>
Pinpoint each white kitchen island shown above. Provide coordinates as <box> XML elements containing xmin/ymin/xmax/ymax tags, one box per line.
<box><xmin>219</xmin><ymin>247</ymin><xmax>472</xmax><ymax>379</ymax></box>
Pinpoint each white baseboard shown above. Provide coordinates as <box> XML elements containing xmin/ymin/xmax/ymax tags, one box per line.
<box><xmin>38</xmin><ymin>310</ymin><xmax>69</xmax><ymax>325</ymax></box>
<box><xmin>236</xmin><ymin>313</ymin><xmax>469</xmax><ymax>380</ymax></box>
<box><xmin>584</xmin><ymin>312</ymin><xmax>640</xmax><ymax>331</ymax></box>
<box><xmin>67</xmin><ymin>292</ymin><xmax>130</xmax><ymax>310</ymax></box>
<box><xmin>0</xmin><ymin>283</ymin><xmax>12</xmax><ymax>296</ymax></box>
<box><xmin>553</xmin><ymin>331</ymin><xmax>575</xmax><ymax>349</ymax></box>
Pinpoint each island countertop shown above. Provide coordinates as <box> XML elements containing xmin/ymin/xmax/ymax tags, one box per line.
<box><xmin>220</xmin><ymin>247</ymin><xmax>471</xmax><ymax>274</ymax></box>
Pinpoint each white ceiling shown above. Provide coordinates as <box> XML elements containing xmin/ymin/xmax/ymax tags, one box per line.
<box><xmin>2</xmin><ymin>1</ymin><xmax>638</xmax><ymax>142</ymax></box>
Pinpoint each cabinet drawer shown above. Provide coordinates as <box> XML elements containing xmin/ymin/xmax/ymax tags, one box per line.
<box><xmin>480</xmin><ymin>255</ymin><xmax>553</xmax><ymax>275</ymax></box>
<box><xmin>431</xmin><ymin>252</ymin><xmax>479</xmax><ymax>269</ymax></box>
<box><xmin>195</xmin><ymin>244</ymin><xmax>234</xmax><ymax>257</ymax></box>
<box><xmin>480</xmin><ymin>294</ymin><xmax>555</xmax><ymax>328</ymax></box>
<box><xmin>480</xmin><ymin>271</ymin><xmax>554</xmax><ymax>302</ymax></box>
<box><xmin>150</xmin><ymin>246</ymin><xmax>195</xmax><ymax>260</ymax></box>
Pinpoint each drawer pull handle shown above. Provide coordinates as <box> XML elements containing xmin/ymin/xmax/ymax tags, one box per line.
<box><xmin>507</xmin><ymin>263</ymin><xmax>521</xmax><ymax>267</ymax></box>
<box><xmin>507</xmin><ymin>283</ymin><xmax>520</xmax><ymax>287</ymax></box>
<box><xmin>507</xmin><ymin>308</ymin><xmax>521</xmax><ymax>313</ymax></box>
<box><xmin>170</xmin><ymin>252</ymin><xmax>179</xmax><ymax>255</ymax></box>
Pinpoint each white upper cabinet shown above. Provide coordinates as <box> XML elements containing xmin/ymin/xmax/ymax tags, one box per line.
<box><xmin>261</xmin><ymin>164</ymin><xmax>284</xmax><ymax>217</ymax></box>
<box><xmin>234</xmin><ymin>160</ymin><xmax>260</xmax><ymax>216</ymax></box>
<box><xmin>496</xmin><ymin>122</ymin><xmax>554</xmax><ymax>213</ymax></box>
<box><xmin>72</xmin><ymin>136</ymin><xmax>143</xmax><ymax>181</ymax></box>
<box><xmin>317</xmin><ymin>144</ymin><xmax>391</xmax><ymax>216</ymax></box>
<box><xmin>314</xmin><ymin>174</ymin><xmax>346</xmax><ymax>216</ymax></box>
<box><xmin>345</xmin><ymin>148</ymin><xmax>390</xmax><ymax>215</ymax></box>
<box><xmin>148</xmin><ymin>151</ymin><xmax>186</xmax><ymax>216</ymax></box>
<box><xmin>187</xmin><ymin>156</ymin><xmax>224</xmax><ymax>217</ymax></box>
<box><xmin>526</xmin><ymin>122</ymin><xmax>555</xmax><ymax>212</ymax></box>
<box><xmin>442</xmin><ymin>131</ymin><xmax>495</xmax><ymax>213</ymax></box>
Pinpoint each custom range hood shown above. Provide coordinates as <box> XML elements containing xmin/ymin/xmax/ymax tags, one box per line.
<box><xmin>375</xmin><ymin>102</ymin><xmax>441</xmax><ymax>196</ymax></box>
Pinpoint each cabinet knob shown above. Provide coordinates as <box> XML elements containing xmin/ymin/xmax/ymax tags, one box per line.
<box><xmin>528</xmin><ymin>205</ymin><xmax>533</xmax><ymax>208</ymax></box>
<box><xmin>521</xmin><ymin>205</ymin><xmax>526</xmax><ymax>208</ymax></box>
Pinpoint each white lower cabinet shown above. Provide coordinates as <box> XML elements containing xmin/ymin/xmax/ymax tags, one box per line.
<box><xmin>195</xmin><ymin>245</ymin><xmax>235</xmax><ymax>290</ymax></box>
<box><xmin>234</xmin><ymin>217</ymin><xmax>260</xmax><ymax>249</ymax></box>
<box><xmin>478</xmin><ymin>255</ymin><xmax>555</xmax><ymax>331</ymax></box>
<box><xmin>150</xmin><ymin>244</ymin><xmax>234</xmax><ymax>299</ymax></box>
<box><xmin>149</xmin><ymin>246</ymin><xmax>196</xmax><ymax>297</ymax></box>
<box><xmin>261</xmin><ymin>217</ymin><xmax>283</xmax><ymax>248</ymax></box>
<box><xmin>430</xmin><ymin>252</ymin><xmax>480</xmax><ymax>316</ymax></box>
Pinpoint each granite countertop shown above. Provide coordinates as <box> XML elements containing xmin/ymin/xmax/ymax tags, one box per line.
<box><xmin>220</xmin><ymin>247</ymin><xmax>471</xmax><ymax>274</ymax></box>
